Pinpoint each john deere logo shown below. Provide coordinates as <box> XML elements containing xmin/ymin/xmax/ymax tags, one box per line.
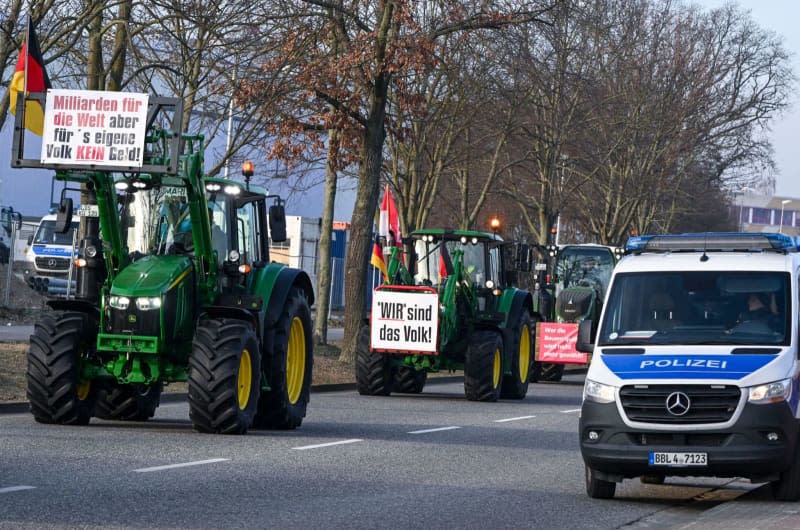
<box><xmin>128</xmin><ymin>315</ymin><xmax>137</xmax><ymax>323</ymax></box>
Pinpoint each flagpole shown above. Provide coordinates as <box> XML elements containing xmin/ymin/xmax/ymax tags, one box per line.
<box><xmin>21</xmin><ymin>16</ymin><xmax>31</xmax><ymax>128</ymax></box>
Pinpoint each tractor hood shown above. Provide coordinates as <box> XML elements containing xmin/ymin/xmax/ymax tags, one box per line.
<box><xmin>110</xmin><ymin>255</ymin><xmax>192</xmax><ymax>297</ymax></box>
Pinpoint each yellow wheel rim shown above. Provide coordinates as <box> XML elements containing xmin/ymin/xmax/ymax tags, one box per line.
<box><xmin>76</xmin><ymin>380</ymin><xmax>91</xmax><ymax>401</ymax></box>
<box><xmin>286</xmin><ymin>317</ymin><xmax>306</xmax><ymax>405</ymax></box>
<box><xmin>237</xmin><ymin>349</ymin><xmax>252</xmax><ymax>410</ymax></box>
<box><xmin>492</xmin><ymin>347</ymin><xmax>501</xmax><ymax>388</ymax></box>
<box><xmin>519</xmin><ymin>324</ymin><xmax>531</xmax><ymax>383</ymax></box>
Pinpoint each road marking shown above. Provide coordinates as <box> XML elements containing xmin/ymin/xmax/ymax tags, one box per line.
<box><xmin>494</xmin><ymin>415</ymin><xmax>536</xmax><ymax>423</ymax></box>
<box><xmin>133</xmin><ymin>458</ymin><xmax>229</xmax><ymax>473</ymax></box>
<box><xmin>293</xmin><ymin>439</ymin><xmax>363</xmax><ymax>450</ymax></box>
<box><xmin>408</xmin><ymin>426</ymin><xmax>461</xmax><ymax>434</ymax></box>
<box><xmin>561</xmin><ymin>408</ymin><xmax>581</xmax><ymax>413</ymax></box>
<box><xmin>0</xmin><ymin>486</ymin><xmax>36</xmax><ymax>494</ymax></box>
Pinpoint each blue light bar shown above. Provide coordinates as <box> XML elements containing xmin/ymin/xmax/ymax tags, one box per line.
<box><xmin>625</xmin><ymin>232</ymin><xmax>798</xmax><ymax>253</ymax></box>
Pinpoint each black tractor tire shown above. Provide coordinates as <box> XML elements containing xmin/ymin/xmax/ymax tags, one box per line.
<box><xmin>356</xmin><ymin>323</ymin><xmax>394</xmax><ymax>396</ymax></box>
<box><xmin>772</xmin><ymin>439</ymin><xmax>800</xmax><ymax>501</ymax></box>
<box><xmin>500</xmin><ymin>310</ymin><xmax>533</xmax><ymax>399</ymax></box>
<box><xmin>27</xmin><ymin>312</ymin><xmax>97</xmax><ymax>425</ymax></box>
<box><xmin>464</xmin><ymin>330</ymin><xmax>503</xmax><ymax>402</ymax></box>
<box><xmin>394</xmin><ymin>367</ymin><xmax>427</xmax><ymax>394</ymax></box>
<box><xmin>253</xmin><ymin>287</ymin><xmax>313</xmax><ymax>430</ymax></box>
<box><xmin>585</xmin><ymin>466</ymin><xmax>616</xmax><ymax>499</ymax></box>
<box><xmin>95</xmin><ymin>383</ymin><xmax>163</xmax><ymax>421</ymax></box>
<box><xmin>531</xmin><ymin>362</ymin><xmax>565</xmax><ymax>383</ymax></box>
<box><xmin>188</xmin><ymin>319</ymin><xmax>261</xmax><ymax>434</ymax></box>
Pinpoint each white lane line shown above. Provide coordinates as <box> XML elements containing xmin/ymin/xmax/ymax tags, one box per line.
<box><xmin>561</xmin><ymin>408</ymin><xmax>581</xmax><ymax>413</ymax></box>
<box><xmin>494</xmin><ymin>415</ymin><xmax>536</xmax><ymax>423</ymax></box>
<box><xmin>408</xmin><ymin>426</ymin><xmax>461</xmax><ymax>434</ymax></box>
<box><xmin>292</xmin><ymin>439</ymin><xmax>363</xmax><ymax>451</ymax></box>
<box><xmin>0</xmin><ymin>486</ymin><xmax>36</xmax><ymax>494</ymax></box>
<box><xmin>133</xmin><ymin>458</ymin><xmax>229</xmax><ymax>473</ymax></box>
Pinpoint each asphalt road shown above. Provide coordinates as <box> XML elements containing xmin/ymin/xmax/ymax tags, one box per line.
<box><xmin>1</xmin><ymin>373</ymin><xmax>781</xmax><ymax>530</ymax></box>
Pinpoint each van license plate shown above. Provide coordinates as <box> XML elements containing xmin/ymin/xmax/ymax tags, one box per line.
<box><xmin>648</xmin><ymin>452</ymin><xmax>707</xmax><ymax>466</ymax></box>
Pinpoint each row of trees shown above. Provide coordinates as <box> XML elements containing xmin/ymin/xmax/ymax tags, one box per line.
<box><xmin>0</xmin><ymin>0</ymin><xmax>792</xmax><ymax>362</ymax></box>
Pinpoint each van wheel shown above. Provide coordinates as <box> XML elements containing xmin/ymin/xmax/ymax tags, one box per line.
<box><xmin>772</xmin><ymin>439</ymin><xmax>800</xmax><ymax>501</ymax></box>
<box><xmin>585</xmin><ymin>466</ymin><xmax>616</xmax><ymax>499</ymax></box>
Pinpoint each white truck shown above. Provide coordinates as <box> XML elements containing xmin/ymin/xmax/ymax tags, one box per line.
<box><xmin>577</xmin><ymin>232</ymin><xmax>800</xmax><ymax>501</ymax></box>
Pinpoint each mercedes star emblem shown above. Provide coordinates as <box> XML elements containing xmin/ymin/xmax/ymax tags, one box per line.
<box><xmin>47</xmin><ymin>258</ymin><xmax>57</xmax><ymax>268</ymax></box>
<box><xmin>665</xmin><ymin>391</ymin><xmax>691</xmax><ymax>416</ymax></box>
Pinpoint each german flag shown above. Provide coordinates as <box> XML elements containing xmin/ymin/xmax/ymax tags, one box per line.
<box><xmin>9</xmin><ymin>18</ymin><xmax>51</xmax><ymax>136</ymax></box>
<box><xmin>370</xmin><ymin>237</ymin><xmax>388</xmax><ymax>282</ymax></box>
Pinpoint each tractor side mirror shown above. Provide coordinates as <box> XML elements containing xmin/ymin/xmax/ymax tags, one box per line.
<box><xmin>54</xmin><ymin>197</ymin><xmax>73</xmax><ymax>234</ymax></box>
<box><xmin>516</xmin><ymin>244</ymin><xmax>531</xmax><ymax>272</ymax></box>
<box><xmin>269</xmin><ymin>202</ymin><xmax>287</xmax><ymax>243</ymax></box>
<box><xmin>27</xmin><ymin>234</ymin><xmax>33</xmax><ymax>245</ymax></box>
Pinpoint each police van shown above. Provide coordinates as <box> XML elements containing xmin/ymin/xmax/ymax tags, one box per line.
<box><xmin>576</xmin><ymin>232</ymin><xmax>800</xmax><ymax>501</ymax></box>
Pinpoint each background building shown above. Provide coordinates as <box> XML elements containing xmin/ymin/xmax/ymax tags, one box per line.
<box><xmin>736</xmin><ymin>194</ymin><xmax>800</xmax><ymax>236</ymax></box>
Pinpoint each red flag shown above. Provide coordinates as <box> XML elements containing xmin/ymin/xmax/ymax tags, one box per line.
<box><xmin>370</xmin><ymin>238</ymin><xmax>388</xmax><ymax>282</ymax></box>
<box><xmin>378</xmin><ymin>185</ymin><xmax>401</xmax><ymax>245</ymax></box>
<box><xmin>9</xmin><ymin>18</ymin><xmax>51</xmax><ymax>136</ymax></box>
<box><xmin>438</xmin><ymin>254</ymin><xmax>448</xmax><ymax>282</ymax></box>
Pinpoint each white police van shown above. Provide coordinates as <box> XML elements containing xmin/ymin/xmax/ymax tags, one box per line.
<box><xmin>577</xmin><ymin>232</ymin><xmax>800</xmax><ymax>501</ymax></box>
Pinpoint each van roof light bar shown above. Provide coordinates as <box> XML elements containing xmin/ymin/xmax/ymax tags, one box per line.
<box><xmin>625</xmin><ymin>232</ymin><xmax>798</xmax><ymax>254</ymax></box>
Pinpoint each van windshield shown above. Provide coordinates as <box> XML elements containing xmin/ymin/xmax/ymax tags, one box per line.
<box><xmin>598</xmin><ymin>271</ymin><xmax>790</xmax><ymax>346</ymax></box>
<box><xmin>33</xmin><ymin>220</ymin><xmax>78</xmax><ymax>246</ymax></box>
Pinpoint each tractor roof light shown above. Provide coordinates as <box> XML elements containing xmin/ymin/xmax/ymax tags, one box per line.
<box><xmin>223</xmin><ymin>185</ymin><xmax>241</xmax><ymax>196</ymax></box>
<box><xmin>114</xmin><ymin>181</ymin><xmax>130</xmax><ymax>191</ymax></box>
<box><xmin>205</xmin><ymin>183</ymin><xmax>222</xmax><ymax>192</ymax></box>
<box><xmin>489</xmin><ymin>215</ymin><xmax>502</xmax><ymax>233</ymax></box>
<box><xmin>241</xmin><ymin>160</ymin><xmax>254</xmax><ymax>178</ymax></box>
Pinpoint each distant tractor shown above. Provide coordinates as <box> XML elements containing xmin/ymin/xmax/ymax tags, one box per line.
<box><xmin>531</xmin><ymin>243</ymin><xmax>619</xmax><ymax>382</ymax></box>
<box><xmin>13</xmin><ymin>90</ymin><xmax>314</xmax><ymax>434</ymax></box>
<box><xmin>357</xmin><ymin>228</ymin><xmax>535</xmax><ymax>401</ymax></box>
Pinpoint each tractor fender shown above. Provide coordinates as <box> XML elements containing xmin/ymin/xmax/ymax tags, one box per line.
<box><xmin>46</xmin><ymin>298</ymin><xmax>100</xmax><ymax>320</ymax></box>
<box><xmin>255</xmin><ymin>266</ymin><xmax>314</xmax><ymax>358</ymax></box>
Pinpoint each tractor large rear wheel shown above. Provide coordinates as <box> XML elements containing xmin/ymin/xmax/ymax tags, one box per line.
<box><xmin>27</xmin><ymin>312</ymin><xmax>96</xmax><ymax>425</ymax></box>
<box><xmin>464</xmin><ymin>331</ymin><xmax>503</xmax><ymax>402</ymax></box>
<box><xmin>394</xmin><ymin>367</ymin><xmax>427</xmax><ymax>394</ymax></box>
<box><xmin>254</xmin><ymin>287</ymin><xmax>313</xmax><ymax>430</ymax></box>
<box><xmin>500</xmin><ymin>311</ymin><xmax>533</xmax><ymax>399</ymax></box>
<box><xmin>188</xmin><ymin>319</ymin><xmax>261</xmax><ymax>434</ymax></box>
<box><xmin>356</xmin><ymin>324</ymin><xmax>394</xmax><ymax>396</ymax></box>
<box><xmin>95</xmin><ymin>383</ymin><xmax>162</xmax><ymax>421</ymax></box>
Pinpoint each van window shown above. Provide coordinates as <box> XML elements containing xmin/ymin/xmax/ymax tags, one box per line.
<box><xmin>599</xmin><ymin>271</ymin><xmax>790</xmax><ymax>346</ymax></box>
<box><xmin>34</xmin><ymin>220</ymin><xmax>78</xmax><ymax>245</ymax></box>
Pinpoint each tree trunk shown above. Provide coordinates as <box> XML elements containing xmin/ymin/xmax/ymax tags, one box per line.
<box><xmin>313</xmin><ymin>129</ymin><xmax>339</xmax><ymax>346</ymax></box>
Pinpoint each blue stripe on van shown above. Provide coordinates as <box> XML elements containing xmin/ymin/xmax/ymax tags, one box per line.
<box><xmin>601</xmin><ymin>354</ymin><xmax>775</xmax><ymax>380</ymax></box>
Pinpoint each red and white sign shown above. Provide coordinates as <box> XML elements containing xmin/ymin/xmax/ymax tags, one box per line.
<box><xmin>41</xmin><ymin>89</ymin><xmax>149</xmax><ymax>167</ymax></box>
<box><xmin>537</xmin><ymin>322</ymin><xmax>587</xmax><ymax>364</ymax></box>
<box><xmin>371</xmin><ymin>288</ymin><xmax>438</xmax><ymax>354</ymax></box>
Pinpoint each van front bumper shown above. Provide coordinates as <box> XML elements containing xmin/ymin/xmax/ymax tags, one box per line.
<box><xmin>579</xmin><ymin>400</ymin><xmax>799</xmax><ymax>481</ymax></box>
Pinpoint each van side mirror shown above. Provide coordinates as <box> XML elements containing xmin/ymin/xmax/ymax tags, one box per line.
<box><xmin>576</xmin><ymin>319</ymin><xmax>595</xmax><ymax>353</ymax></box>
<box><xmin>27</xmin><ymin>234</ymin><xmax>33</xmax><ymax>245</ymax></box>
<box><xmin>54</xmin><ymin>198</ymin><xmax>73</xmax><ymax>234</ymax></box>
<box><xmin>269</xmin><ymin>202</ymin><xmax>287</xmax><ymax>243</ymax></box>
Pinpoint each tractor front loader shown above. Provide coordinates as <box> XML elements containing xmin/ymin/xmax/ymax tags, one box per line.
<box><xmin>356</xmin><ymin>229</ymin><xmax>535</xmax><ymax>402</ymax></box>
<box><xmin>13</xmin><ymin>89</ymin><xmax>314</xmax><ymax>434</ymax></box>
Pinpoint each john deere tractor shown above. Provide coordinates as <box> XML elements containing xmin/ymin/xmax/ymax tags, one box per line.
<box><xmin>13</xmin><ymin>92</ymin><xmax>314</xmax><ymax>434</ymax></box>
<box><xmin>356</xmin><ymin>229</ymin><xmax>535</xmax><ymax>401</ymax></box>
<box><xmin>531</xmin><ymin>243</ymin><xmax>618</xmax><ymax>382</ymax></box>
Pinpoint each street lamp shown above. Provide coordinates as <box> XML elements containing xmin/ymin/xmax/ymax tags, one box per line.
<box><xmin>780</xmin><ymin>199</ymin><xmax>791</xmax><ymax>233</ymax></box>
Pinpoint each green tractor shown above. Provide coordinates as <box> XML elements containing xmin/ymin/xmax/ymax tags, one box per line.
<box><xmin>530</xmin><ymin>243</ymin><xmax>619</xmax><ymax>382</ymax></box>
<box><xmin>13</xmin><ymin>93</ymin><xmax>314</xmax><ymax>434</ymax></box>
<box><xmin>356</xmin><ymin>228</ymin><xmax>535</xmax><ymax>401</ymax></box>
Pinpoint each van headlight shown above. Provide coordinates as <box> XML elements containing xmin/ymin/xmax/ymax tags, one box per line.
<box><xmin>583</xmin><ymin>379</ymin><xmax>616</xmax><ymax>404</ymax></box>
<box><xmin>748</xmin><ymin>378</ymin><xmax>792</xmax><ymax>404</ymax></box>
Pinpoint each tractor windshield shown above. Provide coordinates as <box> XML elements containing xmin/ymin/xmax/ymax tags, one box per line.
<box><xmin>412</xmin><ymin>237</ymin><xmax>490</xmax><ymax>287</ymax></box>
<box><xmin>555</xmin><ymin>246</ymin><xmax>614</xmax><ymax>297</ymax></box>
<box><xmin>122</xmin><ymin>186</ymin><xmax>226</xmax><ymax>257</ymax></box>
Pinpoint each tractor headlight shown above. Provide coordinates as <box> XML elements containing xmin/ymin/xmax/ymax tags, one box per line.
<box><xmin>135</xmin><ymin>297</ymin><xmax>162</xmax><ymax>311</ymax></box>
<box><xmin>748</xmin><ymin>378</ymin><xmax>792</xmax><ymax>404</ymax></box>
<box><xmin>227</xmin><ymin>249</ymin><xmax>240</xmax><ymax>262</ymax></box>
<box><xmin>109</xmin><ymin>295</ymin><xmax>130</xmax><ymax>310</ymax></box>
<box><xmin>85</xmin><ymin>245</ymin><xmax>98</xmax><ymax>258</ymax></box>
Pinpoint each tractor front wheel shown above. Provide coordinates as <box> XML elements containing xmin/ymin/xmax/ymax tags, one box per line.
<box><xmin>356</xmin><ymin>323</ymin><xmax>394</xmax><ymax>396</ymax></box>
<box><xmin>188</xmin><ymin>319</ymin><xmax>261</xmax><ymax>434</ymax></box>
<box><xmin>253</xmin><ymin>287</ymin><xmax>313</xmax><ymax>430</ymax></box>
<box><xmin>27</xmin><ymin>312</ymin><xmax>97</xmax><ymax>425</ymax></box>
<box><xmin>500</xmin><ymin>311</ymin><xmax>533</xmax><ymax>399</ymax></box>
<box><xmin>464</xmin><ymin>331</ymin><xmax>503</xmax><ymax>402</ymax></box>
<box><xmin>394</xmin><ymin>367</ymin><xmax>427</xmax><ymax>394</ymax></box>
<box><xmin>96</xmin><ymin>383</ymin><xmax>162</xmax><ymax>421</ymax></box>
